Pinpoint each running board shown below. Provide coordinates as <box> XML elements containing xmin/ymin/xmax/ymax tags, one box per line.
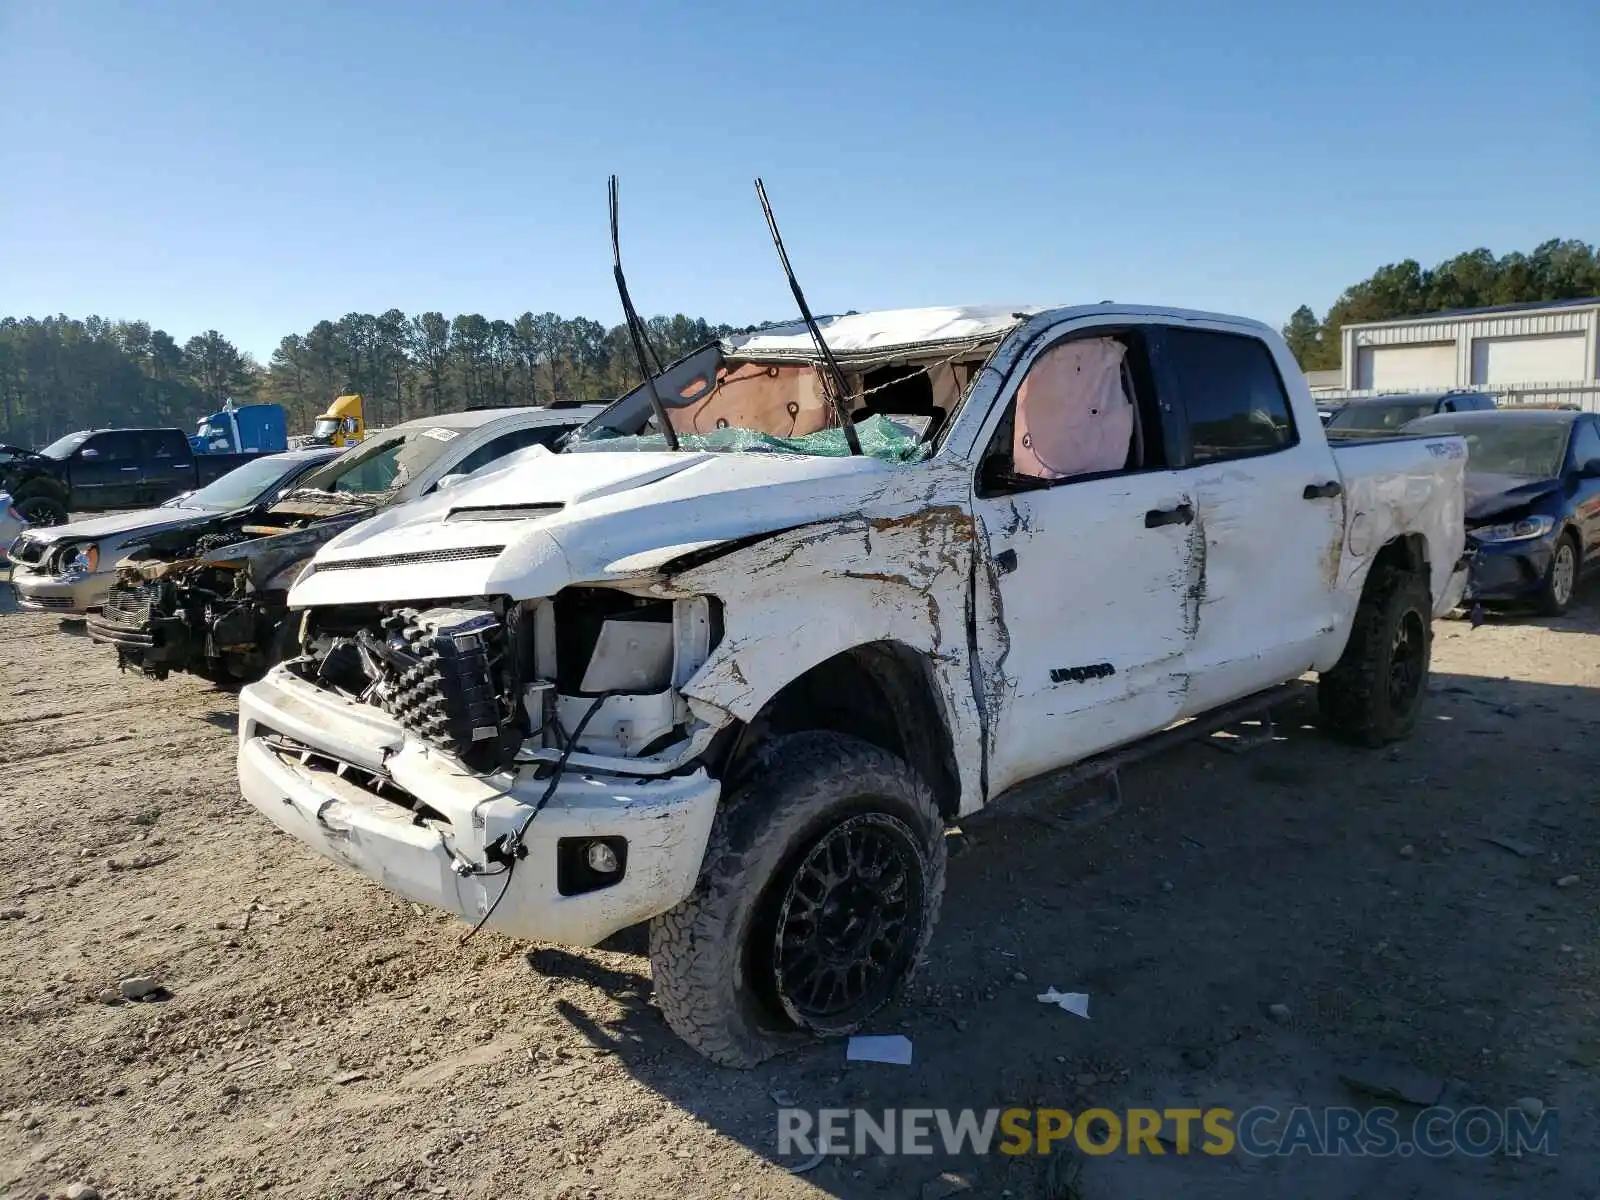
<box><xmin>988</xmin><ymin>682</ymin><xmax>1302</xmax><ymax>817</ymax></box>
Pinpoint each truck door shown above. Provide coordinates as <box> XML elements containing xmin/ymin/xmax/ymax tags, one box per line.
<box><xmin>970</xmin><ymin>324</ymin><xmax>1197</xmax><ymax>798</ymax></box>
<box><xmin>138</xmin><ymin>430</ymin><xmax>196</xmax><ymax>505</ymax></box>
<box><xmin>1154</xmin><ymin>324</ymin><xmax>1346</xmax><ymax>716</ymax></box>
<box><xmin>69</xmin><ymin>432</ymin><xmax>143</xmax><ymax>510</ymax></box>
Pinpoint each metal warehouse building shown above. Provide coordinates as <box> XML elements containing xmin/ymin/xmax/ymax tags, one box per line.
<box><xmin>1335</xmin><ymin>297</ymin><xmax>1600</xmax><ymax>410</ymax></box>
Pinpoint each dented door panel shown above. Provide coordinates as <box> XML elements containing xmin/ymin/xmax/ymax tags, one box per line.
<box><xmin>1177</xmin><ymin>445</ymin><xmax>1348</xmax><ymax>717</ymax></box>
<box><xmin>972</xmin><ymin>475</ymin><xmax>1196</xmax><ymax>800</ymax></box>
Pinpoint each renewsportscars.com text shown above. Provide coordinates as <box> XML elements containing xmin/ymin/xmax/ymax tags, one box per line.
<box><xmin>778</xmin><ymin>1105</ymin><xmax>1558</xmax><ymax>1158</ymax></box>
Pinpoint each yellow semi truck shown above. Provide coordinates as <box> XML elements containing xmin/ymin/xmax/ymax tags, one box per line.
<box><xmin>306</xmin><ymin>394</ymin><xmax>366</xmax><ymax>447</ymax></box>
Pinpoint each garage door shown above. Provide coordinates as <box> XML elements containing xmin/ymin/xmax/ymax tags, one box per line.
<box><xmin>1355</xmin><ymin>343</ymin><xmax>1457</xmax><ymax>390</ymax></box>
<box><xmin>1471</xmin><ymin>333</ymin><xmax>1589</xmax><ymax>384</ymax></box>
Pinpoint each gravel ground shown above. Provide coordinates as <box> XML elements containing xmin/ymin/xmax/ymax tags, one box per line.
<box><xmin>1</xmin><ymin>574</ymin><xmax>1596</xmax><ymax>1200</ymax></box>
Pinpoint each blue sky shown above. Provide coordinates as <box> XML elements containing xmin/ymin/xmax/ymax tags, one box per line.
<box><xmin>2</xmin><ymin>0</ymin><xmax>1595</xmax><ymax>362</ymax></box>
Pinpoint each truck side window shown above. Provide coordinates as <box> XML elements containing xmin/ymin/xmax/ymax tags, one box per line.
<box><xmin>978</xmin><ymin>330</ymin><xmax>1163</xmax><ymax>494</ymax></box>
<box><xmin>143</xmin><ymin>430</ymin><xmax>187</xmax><ymax>460</ymax></box>
<box><xmin>1163</xmin><ymin>328</ymin><xmax>1298</xmax><ymax>464</ymax></box>
<box><xmin>84</xmin><ymin>432</ymin><xmax>138</xmax><ymax>462</ymax></box>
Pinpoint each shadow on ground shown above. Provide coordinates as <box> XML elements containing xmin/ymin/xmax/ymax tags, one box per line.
<box><xmin>523</xmin><ymin>663</ymin><xmax>1598</xmax><ymax>1199</ymax></box>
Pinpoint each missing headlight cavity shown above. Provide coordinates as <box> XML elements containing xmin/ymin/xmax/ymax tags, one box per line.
<box><xmin>553</xmin><ymin>588</ymin><xmax>676</xmax><ymax>695</ymax></box>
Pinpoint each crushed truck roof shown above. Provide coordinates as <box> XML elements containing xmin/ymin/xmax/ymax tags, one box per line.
<box><xmin>721</xmin><ymin>305</ymin><xmax>1042</xmax><ymax>362</ymax></box>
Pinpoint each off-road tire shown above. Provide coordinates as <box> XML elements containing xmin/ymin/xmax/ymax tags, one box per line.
<box><xmin>13</xmin><ymin>493</ymin><xmax>67</xmax><ymax>526</ymax></box>
<box><xmin>1536</xmin><ymin>531</ymin><xmax>1579</xmax><ymax>617</ymax></box>
<box><xmin>1318</xmin><ymin>564</ymin><xmax>1432</xmax><ymax>746</ymax></box>
<box><xmin>649</xmin><ymin>731</ymin><xmax>947</xmax><ymax>1068</ymax></box>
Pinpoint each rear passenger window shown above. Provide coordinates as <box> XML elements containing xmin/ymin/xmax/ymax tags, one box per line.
<box><xmin>1164</xmin><ymin>328</ymin><xmax>1297</xmax><ymax>464</ymax></box>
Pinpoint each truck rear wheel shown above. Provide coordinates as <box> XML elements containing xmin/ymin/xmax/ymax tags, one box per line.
<box><xmin>1317</xmin><ymin>564</ymin><xmax>1432</xmax><ymax>746</ymax></box>
<box><xmin>649</xmin><ymin>731</ymin><xmax>946</xmax><ymax>1068</ymax></box>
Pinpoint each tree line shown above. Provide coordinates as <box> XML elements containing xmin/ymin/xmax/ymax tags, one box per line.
<box><xmin>1283</xmin><ymin>238</ymin><xmax>1600</xmax><ymax>372</ymax></box>
<box><xmin>5</xmin><ymin>238</ymin><xmax>1596</xmax><ymax>446</ymax></box>
<box><xmin>0</xmin><ymin>310</ymin><xmax>746</xmax><ymax>448</ymax></box>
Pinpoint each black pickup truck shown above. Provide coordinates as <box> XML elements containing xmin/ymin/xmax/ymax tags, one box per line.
<box><xmin>1</xmin><ymin>429</ymin><xmax>274</xmax><ymax>526</ymax></box>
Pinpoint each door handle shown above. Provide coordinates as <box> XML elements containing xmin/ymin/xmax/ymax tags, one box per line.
<box><xmin>994</xmin><ymin>548</ymin><xmax>1018</xmax><ymax>574</ymax></box>
<box><xmin>1144</xmin><ymin>503</ymin><xmax>1194</xmax><ymax>528</ymax></box>
<box><xmin>120</xmin><ymin>466</ymin><xmax>140</xmax><ymax>473</ymax></box>
<box><xmin>1303</xmin><ymin>480</ymin><xmax>1342</xmax><ymax>499</ymax></box>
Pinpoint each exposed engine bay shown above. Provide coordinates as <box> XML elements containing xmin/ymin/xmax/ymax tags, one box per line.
<box><xmin>289</xmin><ymin>589</ymin><xmax>718</xmax><ymax>774</ymax></box>
<box><xmin>87</xmin><ymin>495</ymin><xmax>374</xmax><ymax>683</ymax></box>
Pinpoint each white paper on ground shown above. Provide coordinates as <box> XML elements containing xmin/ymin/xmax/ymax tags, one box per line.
<box><xmin>1036</xmin><ymin>988</ymin><xmax>1091</xmax><ymax>1019</ymax></box>
<box><xmin>846</xmin><ymin>1034</ymin><xmax>914</xmax><ymax>1065</ymax></box>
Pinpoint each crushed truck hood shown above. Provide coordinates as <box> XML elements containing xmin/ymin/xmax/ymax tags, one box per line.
<box><xmin>290</xmin><ymin>448</ymin><xmax>903</xmax><ymax>606</ymax></box>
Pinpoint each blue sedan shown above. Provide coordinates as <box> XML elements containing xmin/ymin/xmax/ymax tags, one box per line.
<box><xmin>1405</xmin><ymin>408</ymin><xmax>1600</xmax><ymax>615</ymax></box>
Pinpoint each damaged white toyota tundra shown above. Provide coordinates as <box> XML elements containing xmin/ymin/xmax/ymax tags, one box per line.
<box><xmin>237</xmin><ymin>304</ymin><xmax>1469</xmax><ymax>1066</ymax></box>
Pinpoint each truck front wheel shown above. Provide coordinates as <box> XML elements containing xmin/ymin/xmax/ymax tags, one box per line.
<box><xmin>14</xmin><ymin>494</ymin><xmax>67</xmax><ymax>526</ymax></box>
<box><xmin>649</xmin><ymin>731</ymin><xmax>946</xmax><ymax>1068</ymax></box>
<box><xmin>1317</xmin><ymin>564</ymin><xmax>1432</xmax><ymax>746</ymax></box>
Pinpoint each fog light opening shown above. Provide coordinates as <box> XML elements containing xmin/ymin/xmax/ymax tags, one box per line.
<box><xmin>556</xmin><ymin>835</ymin><xmax>629</xmax><ymax>896</ymax></box>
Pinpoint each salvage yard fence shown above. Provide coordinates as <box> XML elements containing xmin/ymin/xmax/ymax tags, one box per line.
<box><xmin>1311</xmin><ymin>380</ymin><xmax>1600</xmax><ymax>412</ymax></box>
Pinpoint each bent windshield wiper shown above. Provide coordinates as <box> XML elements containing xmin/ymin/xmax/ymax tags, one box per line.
<box><xmin>753</xmin><ymin>178</ymin><xmax>862</xmax><ymax>456</ymax></box>
<box><xmin>609</xmin><ymin>176</ymin><xmax>680</xmax><ymax>452</ymax></box>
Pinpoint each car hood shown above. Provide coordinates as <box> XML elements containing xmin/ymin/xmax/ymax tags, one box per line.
<box><xmin>1464</xmin><ymin>473</ymin><xmax>1563</xmax><ymax>524</ymax></box>
<box><xmin>290</xmin><ymin>447</ymin><xmax>905</xmax><ymax>606</ymax></box>
<box><xmin>16</xmin><ymin>504</ymin><xmax>218</xmax><ymax>548</ymax></box>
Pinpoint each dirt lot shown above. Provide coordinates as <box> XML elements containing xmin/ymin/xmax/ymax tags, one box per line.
<box><xmin>1</xmin><ymin>576</ymin><xmax>1596</xmax><ymax>1200</ymax></box>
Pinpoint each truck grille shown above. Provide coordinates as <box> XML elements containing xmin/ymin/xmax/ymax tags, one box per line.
<box><xmin>365</xmin><ymin>608</ymin><xmax>506</xmax><ymax>759</ymax></box>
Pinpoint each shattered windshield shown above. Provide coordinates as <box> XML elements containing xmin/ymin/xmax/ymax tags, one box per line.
<box><xmin>574</xmin><ymin>350</ymin><xmax>984</xmax><ymax>462</ymax></box>
<box><xmin>571</xmin><ymin>414</ymin><xmax>930</xmax><ymax>464</ymax></box>
<box><xmin>295</xmin><ymin>427</ymin><xmax>462</xmax><ymax>497</ymax></box>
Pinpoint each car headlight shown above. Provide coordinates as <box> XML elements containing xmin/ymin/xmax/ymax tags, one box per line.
<box><xmin>1471</xmin><ymin>515</ymin><xmax>1555</xmax><ymax>543</ymax></box>
<box><xmin>61</xmin><ymin>544</ymin><xmax>100</xmax><ymax>577</ymax></box>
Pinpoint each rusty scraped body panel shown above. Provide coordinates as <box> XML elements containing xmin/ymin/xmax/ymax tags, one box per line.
<box><xmin>670</xmin><ymin>467</ymin><xmax>989</xmax><ymax>812</ymax></box>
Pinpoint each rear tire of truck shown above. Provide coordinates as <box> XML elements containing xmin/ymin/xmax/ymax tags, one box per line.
<box><xmin>1317</xmin><ymin>564</ymin><xmax>1432</xmax><ymax>747</ymax></box>
<box><xmin>649</xmin><ymin>731</ymin><xmax>946</xmax><ymax>1068</ymax></box>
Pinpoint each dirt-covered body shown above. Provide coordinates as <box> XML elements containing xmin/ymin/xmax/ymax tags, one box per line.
<box><xmin>236</xmin><ymin>303</ymin><xmax>1469</xmax><ymax>1064</ymax></box>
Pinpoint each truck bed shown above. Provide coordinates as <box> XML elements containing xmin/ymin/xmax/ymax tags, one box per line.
<box><xmin>1331</xmin><ymin>431</ymin><xmax>1468</xmax><ymax>614</ymax></box>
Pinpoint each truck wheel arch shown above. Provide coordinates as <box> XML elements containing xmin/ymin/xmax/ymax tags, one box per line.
<box><xmin>716</xmin><ymin>640</ymin><xmax>962</xmax><ymax>820</ymax></box>
<box><xmin>1359</xmin><ymin>532</ymin><xmax>1429</xmax><ymax>593</ymax></box>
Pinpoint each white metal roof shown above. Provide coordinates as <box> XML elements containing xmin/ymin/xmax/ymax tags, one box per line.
<box><xmin>722</xmin><ymin>305</ymin><xmax>1041</xmax><ymax>360</ymax></box>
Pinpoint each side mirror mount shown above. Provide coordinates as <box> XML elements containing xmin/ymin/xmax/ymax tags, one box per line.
<box><xmin>435</xmin><ymin>473</ymin><xmax>468</xmax><ymax>492</ymax></box>
<box><xmin>78</xmin><ymin>447</ymin><xmax>99</xmax><ymax>460</ymax></box>
<box><xmin>1581</xmin><ymin>458</ymin><xmax>1600</xmax><ymax>479</ymax></box>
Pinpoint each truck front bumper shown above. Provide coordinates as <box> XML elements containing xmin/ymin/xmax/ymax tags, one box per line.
<box><xmin>237</xmin><ymin>667</ymin><xmax>721</xmax><ymax>946</ymax></box>
<box><xmin>12</xmin><ymin>569</ymin><xmax>111</xmax><ymax>614</ymax></box>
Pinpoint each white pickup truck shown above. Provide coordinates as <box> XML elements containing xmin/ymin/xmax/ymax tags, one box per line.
<box><xmin>236</xmin><ymin>304</ymin><xmax>1468</xmax><ymax>1067</ymax></box>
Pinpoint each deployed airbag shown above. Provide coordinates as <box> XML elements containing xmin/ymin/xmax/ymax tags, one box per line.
<box><xmin>1013</xmin><ymin>338</ymin><xmax>1133</xmax><ymax>479</ymax></box>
